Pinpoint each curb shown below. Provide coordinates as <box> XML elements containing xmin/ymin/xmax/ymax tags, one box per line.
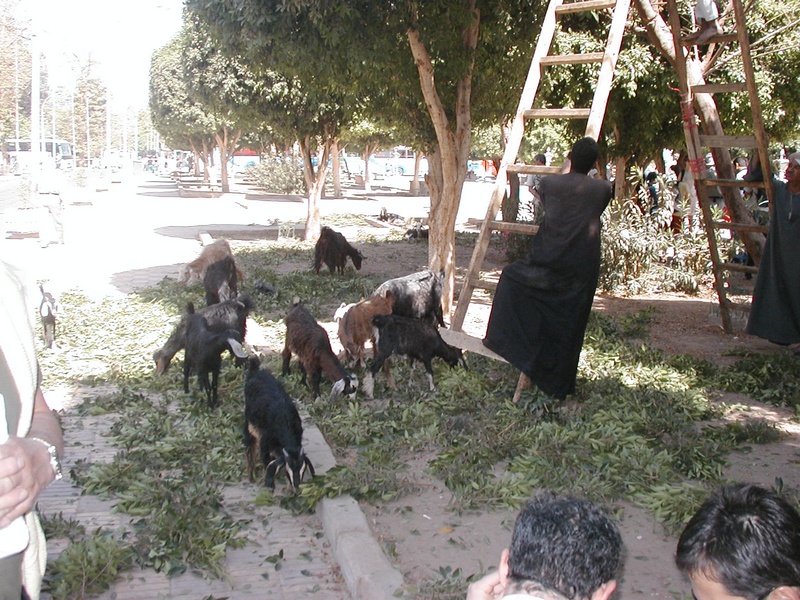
<box><xmin>304</xmin><ymin>424</ymin><xmax>406</xmax><ymax>600</ymax></box>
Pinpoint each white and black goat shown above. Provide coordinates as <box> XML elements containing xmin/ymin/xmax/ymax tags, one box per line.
<box><xmin>182</xmin><ymin>304</ymin><xmax>248</xmax><ymax>408</ymax></box>
<box><xmin>372</xmin><ymin>269</ymin><xmax>444</xmax><ymax>327</ymax></box>
<box><xmin>153</xmin><ymin>295</ymin><xmax>254</xmax><ymax>375</ymax></box>
<box><xmin>336</xmin><ymin>291</ymin><xmax>394</xmax><ymax>368</ymax></box>
<box><xmin>204</xmin><ymin>255</ymin><xmax>239</xmax><ymax>306</ymax></box>
<box><xmin>39</xmin><ymin>284</ymin><xmax>58</xmax><ymax>349</ymax></box>
<box><xmin>363</xmin><ymin>314</ymin><xmax>466</xmax><ymax>398</ymax></box>
<box><xmin>282</xmin><ymin>302</ymin><xmax>357</xmax><ymax>399</ymax></box>
<box><xmin>313</xmin><ymin>226</ymin><xmax>364</xmax><ymax>275</ymax></box>
<box><xmin>244</xmin><ymin>356</ymin><xmax>315</xmax><ymax>492</ymax></box>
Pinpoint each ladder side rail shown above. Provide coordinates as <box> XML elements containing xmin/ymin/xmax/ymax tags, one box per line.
<box><xmin>585</xmin><ymin>0</ymin><xmax>631</xmax><ymax>139</ymax></box>
<box><xmin>666</xmin><ymin>0</ymin><xmax>733</xmax><ymax>332</ymax></box>
<box><xmin>732</xmin><ymin>0</ymin><xmax>774</xmax><ymax>211</ymax></box>
<box><xmin>451</xmin><ymin>0</ymin><xmax>564</xmax><ymax>331</ymax></box>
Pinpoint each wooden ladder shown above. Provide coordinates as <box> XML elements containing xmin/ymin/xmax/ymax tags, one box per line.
<box><xmin>666</xmin><ymin>0</ymin><xmax>772</xmax><ymax>333</ymax></box>
<box><xmin>444</xmin><ymin>0</ymin><xmax>630</xmax><ymax>400</ymax></box>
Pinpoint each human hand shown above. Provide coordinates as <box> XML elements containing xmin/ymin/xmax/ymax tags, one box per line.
<box><xmin>0</xmin><ymin>437</ymin><xmax>55</xmax><ymax>528</ymax></box>
<box><xmin>467</xmin><ymin>569</ymin><xmax>504</xmax><ymax>600</ymax></box>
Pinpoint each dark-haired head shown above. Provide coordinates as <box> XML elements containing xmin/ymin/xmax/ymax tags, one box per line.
<box><xmin>570</xmin><ymin>137</ymin><xmax>599</xmax><ymax>175</ymax></box>
<box><xmin>676</xmin><ymin>483</ymin><xmax>800</xmax><ymax>600</ymax></box>
<box><xmin>508</xmin><ymin>492</ymin><xmax>622</xmax><ymax>599</ymax></box>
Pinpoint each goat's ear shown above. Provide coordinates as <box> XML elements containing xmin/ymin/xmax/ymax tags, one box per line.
<box><xmin>228</xmin><ymin>338</ymin><xmax>248</xmax><ymax>359</ymax></box>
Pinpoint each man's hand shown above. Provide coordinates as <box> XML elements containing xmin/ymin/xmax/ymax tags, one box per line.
<box><xmin>0</xmin><ymin>437</ymin><xmax>55</xmax><ymax>528</ymax></box>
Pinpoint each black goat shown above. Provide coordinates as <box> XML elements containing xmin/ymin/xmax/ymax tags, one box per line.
<box><xmin>153</xmin><ymin>295</ymin><xmax>254</xmax><ymax>375</ymax></box>
<box><xmin>244</xmin><ymin>356</ymin><xmax>315</xmax><ymax>492</ymax></box>
<box><xmin>372</xmin><ymin>269</ymin><xmax>444</xmax><ymax>327</ymax></box>
<box><xmin>183</xmin><ymin>304</ymin><xmax>248</xmax><ymax>408</ymax></box>
<box><xmin>363</xmin><ymin>314</ymin><xmax>466</xmax><ymax>398</ymax></box>
<box><xmin>39</xmin><ymin>284</ymin><xmax>58</xmax><ymax>349</ymax></box>
<box><xmin>313</xmin><ymin>226</ymin><xmax>364</xmax><ymax>274</ymax></box>
<box><xmin>282</xmin><ymin>302</ymin><xmax>357</xmax><ymax>399</ymax></box>
<box><xmin>204</xmin><ymin>256</ymin><xmax>239</xmax><ymax>306</ymax></box>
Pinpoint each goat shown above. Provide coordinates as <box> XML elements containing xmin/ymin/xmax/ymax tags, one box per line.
<box><xmin>337</xmin><ymin>291</ymin><xmax>394</xmax><ymax>368</ymax></box>
<box><xmin>372</xmin><ymin>269</ymin><xmax>445</xmax><ymax>327</ymax></box>
<box><xmin>363</xmin><ymin>314</ymin><xmax>466</xmax><ymax>398</ymax></box>
<box><xmin>282</xmin><ymin>302</ymin><xmax>357</xmax><ymax>399</ymax></box>
<box><xmin>204</xmin><ymin>256</ymin><xmax>239</xmax><ymax>306</ymax></box>
<box><xmin>153</xmin><ymin>295</ymin><xmax>254</xmax><ymax>375</ymax></box>
<box><xmin>244</xmin><ymin>356</ymin><xmax>315</xmax><ymax>492</ymax></box>
<box><xmin>183</xmin><ymin>304</ymin><xmax>248</xmax><ymax>408</ymax></box>
<box><xmin>313</xmin><ymin>226</ymin><xmax>364</xmax><ymax>274</ymax></box>
<box><xmin>178</xmin><ymin>238</ymin><xmax>244</xmax><ymax>283</ymax></box>
<box><xmin>39</xmin><ymin>284</ymin><xmax>58</xmax><ymax>349</ymax></box>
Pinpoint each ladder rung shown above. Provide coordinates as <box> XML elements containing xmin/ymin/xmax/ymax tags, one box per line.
<box><xmin>555</xmin><ymin>0</ymin><xmax>618</xmax><ymax>14</ymax></box>
<box><xmin>699</xmin><ymin>134</ymin><xmax>758</xmax><ymax>148</ymax></box>
<box><xmin>700</xmin><ymin>178</ymin><xmax>759</xmax><ymax>188</ymax></box>
<box><xmin>711</xmin><ymin>221</ymin><xmax>769</xmax><ymax>234</ymax></box>
<box><xmin>719</xmin><ymin>261</ymin><xmax>758</xmax><ymax>275</ymax></box>
<box><xmin>507</xmin><ymin>164</ymin><xmax>562</xmax><ymax>175</ymax></box>
<box><xmin>691</xmin><ymin>82</ymin><xmax>747</xmax><ymax>94</ymax></box>
<box><xmin>439</xmin><ymin>329</ymin><xmax>507</xmax><ymax>361</ymax></box>
<box><xmin>488</xmin><ymin>220</ymin><xmax>541</xmax><ymax>235</ymax></box>
<box><xmin>540</xmin><ymin>52</ymin><xmax>605</xmax><ymax>66</ymax></box>
<box><xmin>524</xmin><ymin>108</ymin><xmax>591</xmax><ymax>119</ymax></box>
<box><xmin>682</xmin><ymin>32</ymin><xmax>739</xmax><ymax>46</ymax></box>
<box><xmin>471</xmin><ymin>277</ymin><xmax>498</xmax><ymax>292</ymax></box>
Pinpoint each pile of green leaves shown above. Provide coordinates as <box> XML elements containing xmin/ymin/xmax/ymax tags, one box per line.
<box><xmin>247</xmin><ymin>156</ymin><xmax>305</xmax><ymax>194</ymax></box>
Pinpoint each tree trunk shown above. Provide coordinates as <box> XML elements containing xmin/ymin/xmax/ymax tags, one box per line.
<box><xmin>331</xmin><ymin>138</ymin><xmax>342</xmax><ymax>198</ymax></box>
<box><xmin>300</xmin><ymin>135</ymin><xmax>329</xmax><ymax>241</ymax></box>
<box><xmin>633</xmin><ymin>0</ymin><xmax>765</xmax><ymax>263</ymax></box>
<box><xmin>407</xmin><ymin>1</ymin><xmax>478</xmax><ymax>316</ymax></box>
<box><xmin>214</xmin><ymin>128</ymin><xmax>240</xmax><ymax>194</ymax></box>
<box><xmin>410</xmin><ymin>152</ymin><xmax>423</xmax><ymax>196</ymax></box>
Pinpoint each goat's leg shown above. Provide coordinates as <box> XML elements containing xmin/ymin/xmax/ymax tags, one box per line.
<box><xmin>364</xmin><ymin>353</ymin><xmax>388</xmax><ymax>398</ymax></box>
<box><xmin>310</xmin><ymin>369</ymin><xmax>323</xmax><ymax>399</ymax></box>
<box><xmin>281</xmin><ymin>347</ymin><xmax>292</xmax><ymax>375</ymax></box>
<box><xmin>244</xmin><ymin>424</ymin><xmax>258</xmax><ymax>482</ymax></box>
<box><xmin>183</xmin><ymin>360</ymin><xmax>191</xmax><ymax>393</ymax></box>
<box><xmin>423</xmin><ymin>359</ymin><xmax>435</xmax><ymax>391</ymax></box>
<box><xmin>265</xmin><ymin>455</ymin><xmax>285</xmax><ymax>489</ymax></box>
<box><xmin>209</xmin><ymin>368</ymin><xmax>219</xmax><ymax>408</ymax></box>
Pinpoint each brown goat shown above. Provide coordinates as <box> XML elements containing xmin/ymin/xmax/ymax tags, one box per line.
<box><xmin>282</xmin><ymin>303</ymin><xmax>357</xmax><ymax>399</ymax></box>
<box><xmin>337</xmin><ymin>291</ymin><xmax>394</xmax><ymax>368</ymax></box>
<box><xmin>179</xmin><ymin>239</ymin><xmax>245</xmax><ymax>283</ymax></box>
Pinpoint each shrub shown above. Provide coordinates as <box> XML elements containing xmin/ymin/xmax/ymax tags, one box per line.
<box><xmin>249</xmin><ymin>155</ymin><xmax>305</xmax><ymax>194</ymax></box>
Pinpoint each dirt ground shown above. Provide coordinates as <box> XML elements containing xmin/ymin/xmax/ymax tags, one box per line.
<box><xmin>329</xmin><ymin>227</ymin><xmax>800</xmax><ymax>599</ymax></box>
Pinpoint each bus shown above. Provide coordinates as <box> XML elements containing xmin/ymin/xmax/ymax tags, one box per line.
<box><xmin>4</xmin><ymin>138</ymin><xmax>75</xmax><ymax>172</ymax></box>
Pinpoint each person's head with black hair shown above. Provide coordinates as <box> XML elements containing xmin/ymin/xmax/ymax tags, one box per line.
<box><xmin>569</xmin><ymin>137</ymin><xmax>599</xmax><ymax>175</ymax></box>
<box><xmin>534</xmin><ymin>153</ymin><xmax>547</xmax><ymax>166</ymax></box>
<box><xmin>646</xmin><ymin>171</ymin><xmax>658</xmax><ymax>183</ymax></box>
<box><xmin>467</xmin><ymin>493</ymin><xmax>621</xmax><ymax>600</ymax></box>
<box><xmin>676</xmin><ymin>483</ymin><xmax>800</xmax><ymax>600</ymax></box>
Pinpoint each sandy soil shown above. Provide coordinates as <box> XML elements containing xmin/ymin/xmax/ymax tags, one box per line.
<box><xmin>337</xmin><ymin>228</ymin><xmax>800</xmax><ymax>599</ymax></box>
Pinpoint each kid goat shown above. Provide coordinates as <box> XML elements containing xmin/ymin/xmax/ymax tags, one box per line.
<box><xmin>183</xmin><ymin>304</ymin><xmax>248</xmax><ymax>408</ymax></box>
<box><xmin>336</xmin><ymin>291</ymin><xmax>394</xmax><ymax>368</ymax></box>
<box><xmin>313</xmin><ymin>226</ymin><xmax>364</xmax><ymax>274</ymax></box>
<box><xmin>244</xmin><ymin>356</ymin><xmax>315</xmax><ymax>492</ymax></box>
<box><xmin>282</xmin><ymin>302</ymin><xmax>357</xmax><ymax>399</ymax></box>
<box><xmin>363</xmin><ymin>314</ymin><xmax>466</xmax><ymax>398</ymax></box>
<box><xmin>153</xmin><ymin>295</ymin><xmax>254</xmax><ymax>375</ymax></box>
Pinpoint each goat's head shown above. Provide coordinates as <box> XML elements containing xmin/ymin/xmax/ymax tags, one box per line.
<box><xmin>351</xmin><ymin>251</ymin><xmax>364</xmax><ymax>271</ymax></box>
<box><xmin>153</xmin><ymin>349</ymin><xmax>171</xmax><ymax>375</ymax></box>
<box><xmin>283</xmin><ymin>447</ymin><xmax>315</xmax><ymax>493</ymax></box>
<box><xmin>330</xmin><ymin>374</ymin><xmax>358</xmax><ymax>401</ymax></box>
<box><xmin>445</xmin><ymin>346</ymin><xmax>467</xmax><ymax>370</ymax></box>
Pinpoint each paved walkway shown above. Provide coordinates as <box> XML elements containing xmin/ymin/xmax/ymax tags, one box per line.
<box><xmin>1</xmin><ymin>170</ymin><xmax>444</xmax><ymax>599</ymax></box>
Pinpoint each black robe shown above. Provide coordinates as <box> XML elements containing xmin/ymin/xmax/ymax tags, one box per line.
<box><xmin>483</xmin><ymin>172</ymin><xmax>612</xmax><ymax>399</ymax></box>
<box><xmin>746</xmin><ymin>180</ymin><xmax>800</xmax><ymax>344</ymax></box>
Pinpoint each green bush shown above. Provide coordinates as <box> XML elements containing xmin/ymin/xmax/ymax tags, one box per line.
<box><xmin>249</xmin><ymin>156</ymin><xmax>305</xmax><ymax>194</ymax></box>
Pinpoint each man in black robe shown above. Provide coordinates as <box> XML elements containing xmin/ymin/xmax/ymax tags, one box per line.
<box><xmin>746</xmin><ymin>151</ymin><xmax>800</xmax><ymax>352</ymax></box>
<box><xmin>483</xmin><ymin>137</ymin><xmax>612</xmax><ymax>399</ymax></box>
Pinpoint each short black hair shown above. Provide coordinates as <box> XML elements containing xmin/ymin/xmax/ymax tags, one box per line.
<box><xmin>676</xmin><ymin>483</ymin><xmax>800</xmax><ymax>599</ymax></box>
<box><xmin>570</xmin><ymin>137</ymin><xmax>599</xmax><ymax>175</ymax></box>
<box><xmin>508</xmin><ymin>493</ymin><xmax>622</xmax><ymax>599</ymax></box>
<box><xmin>534</xmin><ymin>153</ymin><xmax>547</xmax><ymax>165</ymax></box>
<box><xmin>645</xmin><ymin>171</ymin><xmax>658</xmax><ymax>183</ymax></box>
